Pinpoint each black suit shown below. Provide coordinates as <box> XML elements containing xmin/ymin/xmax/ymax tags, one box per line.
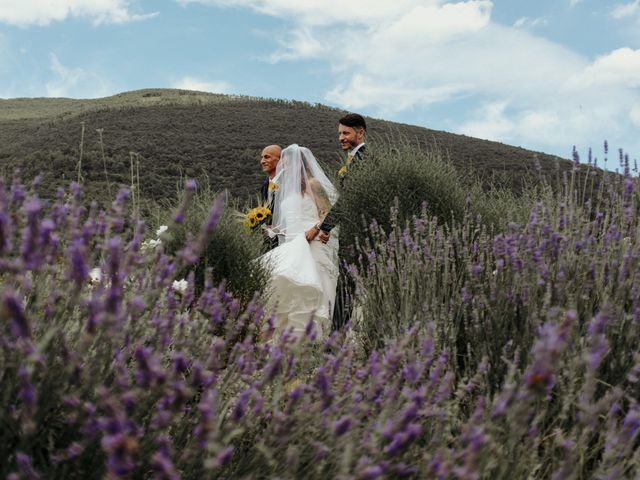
<box><xmin>260</xmin><ymin>178</ymin><xmax>278</xmax><ymax>251</ymax></box>
<box><xmin>319</xmin><ymin>144</ymin><xmax>366</xmax><ymax>330</ymax></box>
<box><xmin>319</xmin><ymin>144</ymin><xmax>366</xmax><ymax>233</ymax></box>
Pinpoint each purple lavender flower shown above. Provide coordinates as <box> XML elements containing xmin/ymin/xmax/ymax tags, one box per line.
<box><xmin>332</xmin><ymin>415</ymin><xmax>353</xmax><ymax>436</ymax></box>
<box><xmin>20</xmin><ymin>198</ymin><xmax>42</xmax><ymax>268</ymax></box>
<box><xmin>212</xmin><ymin>446</ymin><xmax>233</xmax><ymax>468</ymax></box>
<box><xmin>0</xmin><ymin>207</ymin><xmax>13</xmax><ymax>256</ymax></box>
<box><xmin>621</xmin><ymin>405</ymin><xmax>640</xmax><ymax>442</ymax></box>
<box><xmin>15</xmin><ymin>452</ymin><xmax>41</xmax><ymax>480</ymax></box>
<box><xmin>361</xmin><ymin>464</ymin><xmax>384</xmax><ymax>479</ymax></box>
<box><xmin>150</xmin><ymin>451</ymin><xmax>179</xmax><ymax>480</ymax></box>
<box><xmin>4</xmin><ymin>289</ymin><xmax>31</xmax><ymax>339</ymax></box>
<box><xmin>205</xmin><ymin>192</ymin><xmax>225</xmax><ymax>234</ymax></box>
<box><xmin>231</xmin><ymin>390</ymin><xmax>251</xmax><ymax>423</ymax></box>
<box><xmin>69</xmin><ymin>238</ymin><xmax>88</xmax><ymax>287</ymax></box>
<box><xmin>18</xmin><ymin>365</ymin><xmax>36</xmax><ymax>408</ymax></box>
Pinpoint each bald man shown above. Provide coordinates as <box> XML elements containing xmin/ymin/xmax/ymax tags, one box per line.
<box><xmin>260</xmin><ymin>144</ymin><xmax>282</xmax><ymax>206</ymax></box>
<box><xmin>259</xmin><ymin>144</ymin><xmax>282</xmax><ymax>251</ymax></box>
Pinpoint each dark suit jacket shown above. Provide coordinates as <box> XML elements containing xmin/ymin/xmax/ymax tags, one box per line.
<box><xmin>260</xmin><ymin>178</ymin><xmax>278</xmax><ymax>250</ymax></box>
<box><xmin>319</xmin><ymin>144</ymin><xmax>366</xmax><ymax>233</ymax></box>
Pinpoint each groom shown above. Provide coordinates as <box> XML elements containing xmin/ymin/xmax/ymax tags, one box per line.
<box><xmin>315</xmin><ymin>113</ymin><xmax>367</xmax><ymax>329</ymax></box>
<box><xmin>317</xmin><ymin>113</ymin><xmax>366</xmax><ymax>241</ymax></box>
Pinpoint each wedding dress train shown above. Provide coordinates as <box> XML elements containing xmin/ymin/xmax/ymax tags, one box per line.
<box><xmin>261</xmin><ymin>192</ymin><xmax>339</xmax><ymax>340</ymax></box>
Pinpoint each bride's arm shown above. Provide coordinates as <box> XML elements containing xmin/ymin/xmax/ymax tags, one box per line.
<box><xmin>305</xmin><ymin>178</ymin><xmax>331</xmax><ymax>241</ymax></box>
<box><xmin>309</xmin><ymin>178</ymin><xmax>331</xmax><ymax>220</ymax></box>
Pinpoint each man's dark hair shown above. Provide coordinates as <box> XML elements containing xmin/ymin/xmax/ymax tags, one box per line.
<box><xmin>339</xmin><ymin>113</ymin><xmax>366</xmax><ymax>131</ymax></box>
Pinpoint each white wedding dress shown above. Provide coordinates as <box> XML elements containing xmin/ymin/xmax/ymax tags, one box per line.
<box><xmin>260</xmin><ymin>192</ymin><xmax>339</xmax><ymax>340</ymax></box>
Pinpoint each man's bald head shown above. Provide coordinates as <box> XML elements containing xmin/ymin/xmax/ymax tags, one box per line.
<box><xmin>261</xmin><ymin>145</ymin><xmax>282</xmax><ymax>178</ymax></box>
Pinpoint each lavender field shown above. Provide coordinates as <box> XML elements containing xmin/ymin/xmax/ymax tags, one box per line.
<box><xmin>1</xmin><ymin>145</ymin><xmax>640</xmax><ymax>479</ymax></box>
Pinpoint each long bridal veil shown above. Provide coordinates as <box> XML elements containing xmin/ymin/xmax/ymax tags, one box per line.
<box><xmin>270</xmin><ymin>144</ymin><xmax>338</xmax><ymax>243</ymax></box>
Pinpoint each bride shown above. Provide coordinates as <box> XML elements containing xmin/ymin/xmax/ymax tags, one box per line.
<box><xmin>260</xmin><ymin>144</ymin><xmax>339</xmax><ymax>340</ymax></box>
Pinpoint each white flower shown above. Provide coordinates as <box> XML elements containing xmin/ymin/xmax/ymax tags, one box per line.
<box><xmin>89</xmin><ymin>267</ymin><xmax>102</xmax><ymax>284</ymax></box>
<box><xmin>172</xmin><ymin>278</ymin><xmax>188</xmax><ymax>293</ymax></box>
<box><xmin>141</xmin><ymin>238</ymin><xmax>162</xmax><ymax>251</ymax></box>
<box><xmin>156</xmin><ymin>225</ymin><xmax>168</xmax><ymax>237</ymax></box>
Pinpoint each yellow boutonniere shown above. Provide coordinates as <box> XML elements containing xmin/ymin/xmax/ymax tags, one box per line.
<box><xmin>337</xmin><ymin>153</ymin><xmax>354</xmax><ymax>178</ymax></box>
<box><xmin>268</xmin><ymin>181</ymin><xmax>279</xmax><ymax>192</ymax></box>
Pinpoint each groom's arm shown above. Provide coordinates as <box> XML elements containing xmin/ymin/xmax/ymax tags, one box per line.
<box><xmin>319</xmin><ymin>204</ymin><xmax>338</xmax><ymax>232</ymax></box>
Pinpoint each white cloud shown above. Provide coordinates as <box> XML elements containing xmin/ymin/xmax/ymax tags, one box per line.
<box><xmin>172</xmin><ymin>76</ymin><xmax>233</xmax><ymax>93</ymax></box>
<box><xmin>178</xmin><ymin>0</ymin><xmax>640</xmax><ymax>156</ymax></box>
<box><xmin>611</xmin><ymin>0</ymin><xmax>640</xmax><ymax>19</ymax></box>
<box><xmin>569</xmin><ymin>0</ymin><xmax>583</xmax><ymax>7</ymax></box>
<box><xmin>45</xmin><ymin>54</ymin><xmax>111</xmax><ymax>98</ymax></box>
<box><xmin>177</xmin><ymin>0</ymin><xmax>439</xmax><ymax>26</ymax></box>
<box><xmin>268</xmin><ymin>27</ymin><xmax>327</xmax><ymax>62</ymax></box>
<box><xmin>574</xmin><ymin>48</ymin><xmax>640</xmax><ymax>88</ymax></box>
<box><xmin>514</xmin><ymin>16</ymin><xmax>549</xmax><ymax>28</ymax></box>
<box><xmin>0</xmin><ymin>0</ymin><xmax>158</xmax><ymax>26</ymax></box>
<box><xmin>631</xmin><ymin>105</ymin><xmax>640</xmax><ymax>127</ymax></box>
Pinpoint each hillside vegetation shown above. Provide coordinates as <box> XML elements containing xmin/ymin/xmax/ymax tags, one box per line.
<box><xmin>0</xmin><ymin>89</ymin><xmax>572</xmax><ymax>203</ymax></box>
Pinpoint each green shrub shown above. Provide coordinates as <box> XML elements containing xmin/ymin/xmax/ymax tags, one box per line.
<box><xmin>156</xmin><ymin>184</ymin><xmax>269</xmax><ymax>305</ymax></box>
<box><xmin>335</xmin><ymin>141</ymin><xmax>466</xmax><ymax>251</ymax></box>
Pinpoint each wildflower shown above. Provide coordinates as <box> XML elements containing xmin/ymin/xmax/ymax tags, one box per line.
<box><xmin>332</xmin><ymin>415</ymin><xmax>353</xmax><ymax>436</ymax></box>
<box><xmin>0</xmin><ymin>208</ymin><xmax>13</xmax><ymax>256</ymax></box>
<box><xmin>150</xmin><ymin>451</ymin><xmax>179</xmax><ymax>480</ymax></box>
<box><xmin>141</xmin><ymin>238</ymin><xmax>162</xmax><ymax>251</ymax></box>
<box><xmin>15</xmin><ymin>452</ymin><xmax>40</xmax><ymax>480</ymax></box>
<box><xmin>231</xmin><ymin>390</ymin><xmax>251</xmax><ymax>423</ymax></box>
<box><xmin>205</xmin><ymin>194</ymin><xmax>225</xmax><ymax>233</ymax></box>
<box><xmin>211</xmin><ymin>446</ymin><xmax>234</xmax><ymax>468</ymax></box>
<box><xmin>18</xmin><ymin>365</ymin><xmax>36</xmax><ymax>408</ymax></box>
<box><xmin>89</xmin><ymin>267</ymin><xmax>102</xmax><ymax>284</ymax></box>
<box><xmin>3</xmin><ymin>290</ymin><xmax>31</xmax><ymax>339</ymax></box>
<box><xmin>185</xmin><ymin>179</ymin><xmax>197</xmax><ymax>192</ymax></box>
<box><xmin>361</xmin><ymin>465</ymin><xmax>384</xmax><ymax>479</ymax></box>
<box><xmin>172</xmin><ymin>279</ymin><xmax>188</xmax><ymax>293</ymax></box>
<box><xmin>156</xmin><ymin>225</ymin><xmax>168</xmax><ymax>236</ymax></box>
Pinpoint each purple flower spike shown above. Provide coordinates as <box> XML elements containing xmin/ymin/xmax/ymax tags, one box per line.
<box><xmin>213</xmin><ymin>446</ymin><xmax>233</xmax><ymax>468</ymax></box>
<box><xmin>185</xmin><ymin>179</ymin><xmax>197</xmax><ymax>192</ymax></box>
<box><xmin>15</xmin><ymin>452</ymin><xmax>41</xmax><ymax>480</ymax></box>
<box><xmin>4</xmin><ymin>289</ymin><xmax>32</xmax><ymax>339</ymax></box>
<box><xmin>18</xmin><ymin>366</ymin><xmax>36</xmax><ymax>407</ymax></box>
<box><xmin>205</xmin><ymin>193</ymin><xmax>225</xmax><ymax>234</ymax></box>
<box><xmin>361</xmin><ymin>465</ymin><xmax>384</xmax><ymax>479</ymax></box>
<box><xmin>332</xmin><ymin>415</ymin><xmax>352</xmax><ymax>436</ymax></box>
<box><xmin>0</xmin><ymin>208</ymin><xmax>13</xmax><ymax>256</ymax></box>
<box><xmin>69</xmin><ymin>238</ymin><xmax>88</xmax><ymax>287</ymax></box>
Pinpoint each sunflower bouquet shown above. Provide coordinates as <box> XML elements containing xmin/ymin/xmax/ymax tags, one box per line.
<box><xmin>241</xmin><ymin>203</ymin><xmax>272</xmax><ymax>230</ymax></box>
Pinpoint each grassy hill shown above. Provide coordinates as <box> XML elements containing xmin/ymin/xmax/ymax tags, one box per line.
<box><xmin>0</xmin><ymin>88</ymin><xmax>571</xmax><ymax>202</ymax></box>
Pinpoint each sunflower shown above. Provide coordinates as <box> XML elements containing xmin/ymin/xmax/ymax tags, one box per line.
<box><xmin>255</xmin><ymin>206</ymin><xmax>272</xmax><ymax>222</ymax></box>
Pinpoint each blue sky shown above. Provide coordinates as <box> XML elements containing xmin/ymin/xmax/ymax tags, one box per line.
<box><xmin>1</xmin><ymin>0</ymin><xmax>639</xmax><ymax>161</ymax></box>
